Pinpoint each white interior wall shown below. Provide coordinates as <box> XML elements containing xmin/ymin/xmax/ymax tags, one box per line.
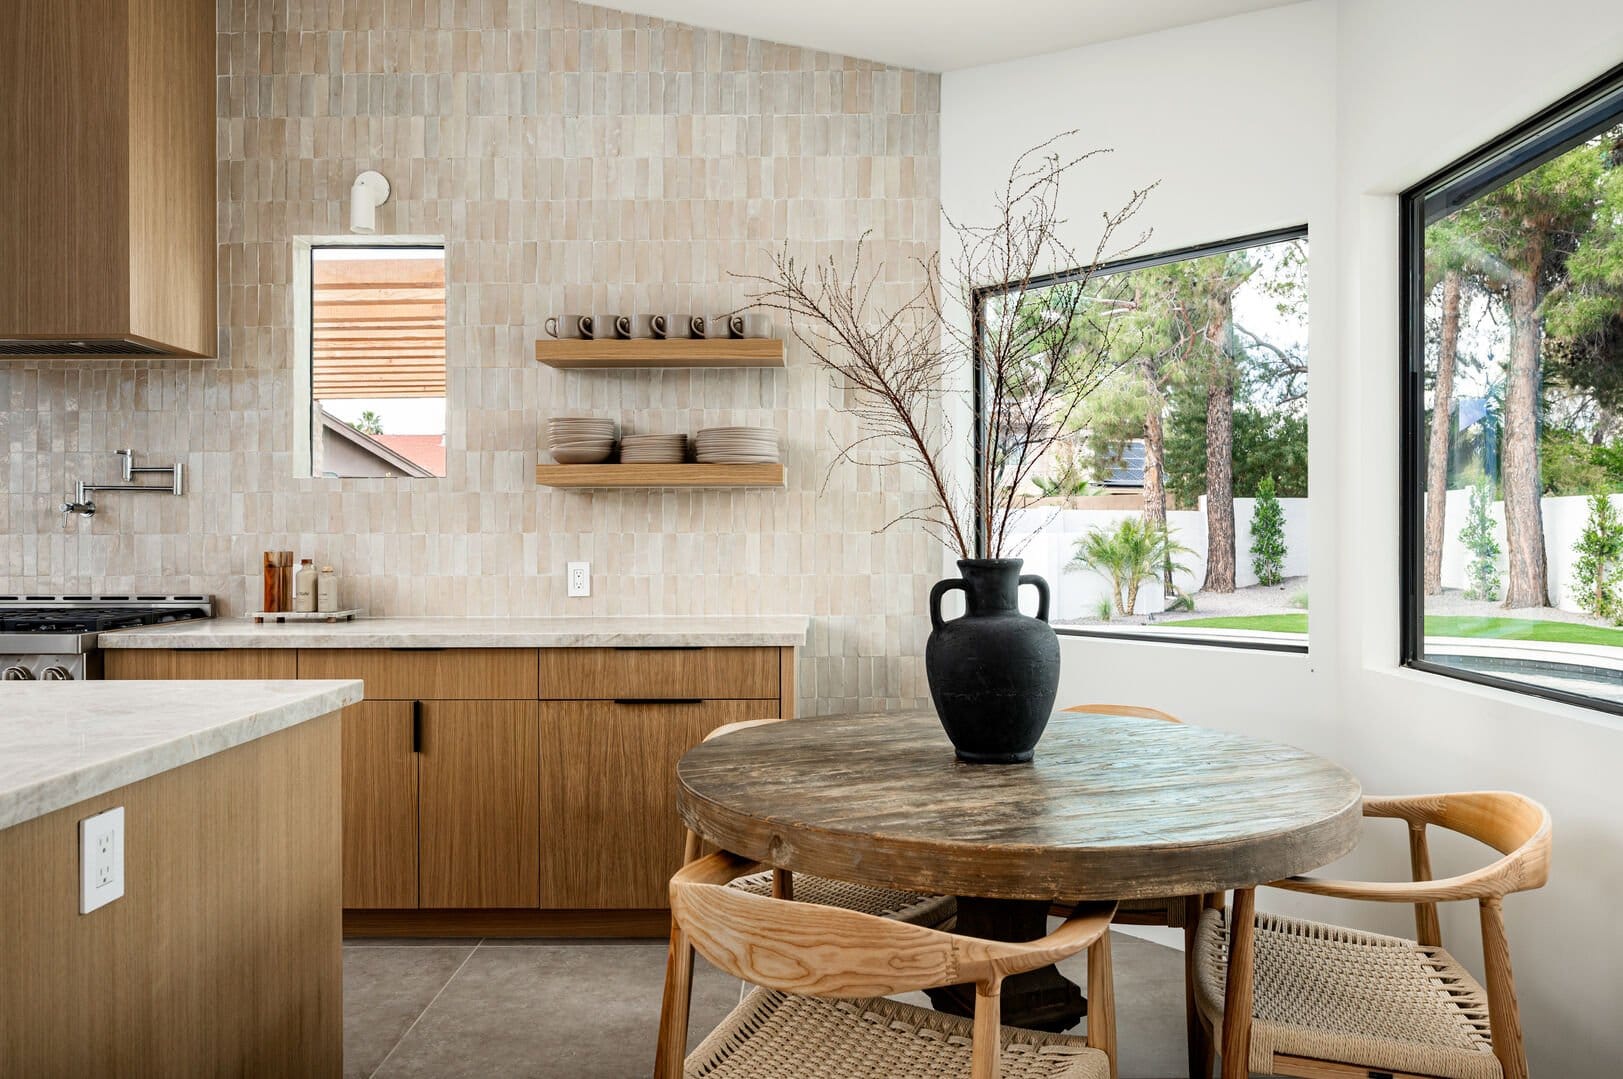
<box><xmin>944</xmin><ymin>1</ymin><xmax>1623</xmax><ymax>1071</ymax></box>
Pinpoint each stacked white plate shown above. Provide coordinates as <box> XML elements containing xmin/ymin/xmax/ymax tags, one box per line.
<box><xmin>619</xmin><ymin>433</ymin><xmax>687</xmax><ymax>464</ymax></box>
<box><xmin>547</xmin><ymin>417</ymin><xmax>616</xmax><ymax>464</ymax></box>
<box><xmin>695</xmin><ymin>426</ymin><xmax>779</xmax><ymax>464</ymax></box>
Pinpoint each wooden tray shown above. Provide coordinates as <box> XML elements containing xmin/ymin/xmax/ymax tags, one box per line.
<box><xmin>251</xmin><ymin>609</ymin><xmax>362</xmax><ymax>624</ymax></box>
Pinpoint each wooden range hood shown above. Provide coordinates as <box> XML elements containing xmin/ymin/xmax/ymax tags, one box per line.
<box><xmin>0</xmin><ymin>0</ymin><xmax>215</xmax><ymax>359</ymax></box>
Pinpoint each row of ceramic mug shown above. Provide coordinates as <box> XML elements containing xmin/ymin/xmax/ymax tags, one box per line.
<box><xmin>543</xmin><ymin>313</ymin><xmax>771</xmax><ymax>340</ymax></box>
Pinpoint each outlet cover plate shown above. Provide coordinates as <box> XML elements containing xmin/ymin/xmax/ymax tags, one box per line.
<box><xmin>567</xmin><ymin>561</ymin><xmax>590</xmax><ymax>598</ymax></box>
<box><xmin>80</xmin><ymin>806</ymin><xmax>125</xmax><ymax>914</ymax></box>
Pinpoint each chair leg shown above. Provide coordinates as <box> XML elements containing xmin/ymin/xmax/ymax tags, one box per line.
<box><xmin>971</xmin><ymin>980</ymin><xmax>1003</xmax><ymax>1079</ymax></box>
<box><xmin>1480</xmin><ymin>897</ymin><xmax>1529</xmax><ymax>1079</ymax></box>
<box><xmin>653</xmin><ymin>923</ymin><xmax>695</xmax><ymax>1079</ymax></box>
<box><xmin>1219</xmin><ymin>888</ymin><xmax>1256</xmax><ymax>1079</ymax></box>
<box><xmin>772</xmin><ymin>867</ymin><xmax>793</xmax><ymax>900</ymax></box>
<box><xmin>1087</xmin><ymin>931</ymin><xmax>1118</xmax><ymax>1079</ymax></box>
<box><xmin>1184</xmin><ymin>894</ymin><xmax>1213</xmax><ymax>1079</ymax></box>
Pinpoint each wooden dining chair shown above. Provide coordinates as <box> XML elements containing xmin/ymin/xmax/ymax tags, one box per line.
<box><xmin>1189</xmin><ymin>791</ymin><xmax>1552</xmax><ymax>1079</ymax></box>
<box><xmin>684</xmin><ymin>718</ymin><xmax>956</xmax><ymax>927</ymax></box>
<box><xmin>656</xmin><ymin>850</ymin><xmax>1120</xmax><ymax>1079</ymax></box>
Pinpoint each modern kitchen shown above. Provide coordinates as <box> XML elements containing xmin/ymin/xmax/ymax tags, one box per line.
<box><xmin>4</xmin><ymin>0</ymin><xmax>1622</xmax><ymax>1077</ymax></box>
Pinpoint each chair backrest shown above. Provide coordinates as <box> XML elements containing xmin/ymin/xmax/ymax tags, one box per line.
<box><xmin>656</xmin><ymin>850</ymin><xmax>1117</xmax><ymax>1079</ymax></box>
<box><xmin>1365</xmin><ymin>791</ymin><xmax>1552</xmax><ymax>897</ymax></box>
<box><xmin>1063</xmin><ymin>702</ymin><xmax>1183</xmax><ymax>724</ymax></box>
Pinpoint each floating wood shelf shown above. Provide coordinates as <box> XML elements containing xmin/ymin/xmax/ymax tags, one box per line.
<box><xmin>534</xmin><ymin>338</ymin><xmax>785</xmax><ymax>369</ymax></box>
<box><xmin>535</xmin><ymin>463</ymin><xmax>786</xmax><ymax>489</ymax></box>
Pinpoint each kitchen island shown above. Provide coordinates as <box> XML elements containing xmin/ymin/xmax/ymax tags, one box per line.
<box><xmin>1</xmin><ymin>679</ymin><xmax>362</xmax><ymax>1077</ymax></box>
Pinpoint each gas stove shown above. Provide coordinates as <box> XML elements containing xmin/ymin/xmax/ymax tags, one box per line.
<box><xmin>0</xmin><ymin>595</ymin><xmax>214</xmax><ymax>680</ymax></box>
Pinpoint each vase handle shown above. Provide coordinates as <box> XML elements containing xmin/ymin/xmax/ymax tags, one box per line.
<box><xmin>930</xmin><ymin>579</ymin><xmax>968</xmax><ymax>631</ymax></box>
<box><xmin>1019</xmin><ymin>574</ymin><xmax>1051</xmax><ymax>623</ymax></box>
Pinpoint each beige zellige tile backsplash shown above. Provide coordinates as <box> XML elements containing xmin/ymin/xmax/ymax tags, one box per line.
<box><xmin>0</xmin><ymin>0</ymin><xmax>942</xmax><ymax>716</ymax></box>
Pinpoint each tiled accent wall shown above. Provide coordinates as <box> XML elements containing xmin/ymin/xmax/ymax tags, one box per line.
<box><xmin>0</xmin><ymin>0</ymin><xmax>942</xmax><ymax>714</ymax></box>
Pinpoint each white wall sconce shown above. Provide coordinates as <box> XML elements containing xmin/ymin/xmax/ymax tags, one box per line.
<box><xmin>349</xmin><ymin>170</ymin><xmax>391</xmax><ymax>234</ymax></box>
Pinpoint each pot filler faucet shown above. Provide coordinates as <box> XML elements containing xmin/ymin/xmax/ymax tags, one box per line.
<box><xmin>62</xmin><ymin>449</ymin><xmax>184</xmax><ymax>517</ymax></box>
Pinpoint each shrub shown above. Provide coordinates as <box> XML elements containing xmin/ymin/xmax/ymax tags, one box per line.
<box><xmin>1249</xmin><ymin>475</ymin><xmax>1287</xmax><ymax>586</ymax></box>
<box><xmin>1459</xmin><ymin>479</ymin><xmax>1501</xmax><ymax>602</ymax></box>
<box><xmin>1094</xmin><ymin>596</ymin><xmax>1114</xmax><ymax>622</ymax></box>
<box><xmin>1288</xmin><ymin>588</ymin><xmax>1310</xmax><ymax>610</ymax></box>
<box><xmin>1165</xmin><ymin>591</ymin><xmax>1195</xmax><ymax>613</ymax></box>
<box><xmin>1071</xmin><ymin>516</ymin><xmax>1193</xmax><ymax>616</ymax></box>
<box><xmin>1572</xmin><ymin>494</ymin><xmax>1623</xmax><ymax>623</ymax></box>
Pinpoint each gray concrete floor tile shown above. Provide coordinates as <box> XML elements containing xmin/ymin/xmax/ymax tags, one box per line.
<box><xmin>343</xmin><ymin>945</ymin><xmax>475</xmax><ymax>1079</ymax></box>
<box><xmin>348</xmin><ymin>932</ymin><xmax>1191</xmax><ymax>1078</ymax></box>
<box><xmin>368</xmin><ymin>941</ymin><xmax>737</xmax><ymax>1079</ymax></box>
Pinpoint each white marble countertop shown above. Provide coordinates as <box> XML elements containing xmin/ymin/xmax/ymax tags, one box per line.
<box><xmin>97</xmin><ymin>615</ymin><xmax>810</xmax><ymax>649</ymax></box>
<box><xmin>0</xmin><ymin>679</ymin><xmax>363</xmax><ymax>831</ymax></box>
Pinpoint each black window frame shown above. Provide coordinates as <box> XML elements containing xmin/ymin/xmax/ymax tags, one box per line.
<box><xmin>971</xmin><ymin>224</ymin><xmax>1310</xmax><ymax>654</ymax></box>
<box><xmin>1399</xmin><ymin>62</ymin><xmax>1623</xmax><ymax>716</ymax></box>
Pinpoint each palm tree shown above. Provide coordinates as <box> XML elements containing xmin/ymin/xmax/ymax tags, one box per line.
<box><xmin>350</xmin><ymin>410</ymin><xmax>384</xmax><ymax>435</ymax></box>
<box><xmin>1070</xmin><ymin>516</ymin><xmax>1193</xmax><ymax>616</ymax></box>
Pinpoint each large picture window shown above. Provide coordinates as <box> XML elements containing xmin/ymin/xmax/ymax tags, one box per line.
<box><xmin>1402</xmin><ymin>67</ymin><xmax>1623</xmax><ymax>711</ymax></box>
<box><xmin>974</xmin><ymin>228</ymin><xmax>1309</xmax><ymax>650</ymax></box>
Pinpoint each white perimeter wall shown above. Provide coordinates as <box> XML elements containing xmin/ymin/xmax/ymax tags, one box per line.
<box><xmin>944</xmin><ymin>2</ymin><xmax>1623</xmax><ymax>1071</ymax></box>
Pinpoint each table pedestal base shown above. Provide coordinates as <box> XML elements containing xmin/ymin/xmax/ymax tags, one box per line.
<box><xmin>923</xmin><ymin>897</ymin><xmax>1086</xmax><ymax>1033</ymax></box>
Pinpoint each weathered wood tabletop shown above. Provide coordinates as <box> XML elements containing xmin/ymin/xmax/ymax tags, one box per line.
<box><xmin>677</xmin><ymin>709</ymin><xmax>1363</xmax><ymax>903</ymax></box>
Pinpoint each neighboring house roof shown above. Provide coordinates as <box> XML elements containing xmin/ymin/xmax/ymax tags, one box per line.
<box><xmin>1100</xmin><ymin>438</ymin><xmax>1146</xmax><ymax>488</ymax></box>
<box><xmin>320</xmin><ymin>411</ymin><xmax>437</xmax><ymax>478</ymax></box>
<box><xmin>374</xmin><ymin>434</ymin><xmax>446</xmax><ymax>477</ymax></box>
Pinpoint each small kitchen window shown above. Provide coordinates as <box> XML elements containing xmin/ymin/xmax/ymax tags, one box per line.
<box><xmin>293</xmin><ymin>239</ymin><xmax>447</xmax><ymax>479</ymax></box>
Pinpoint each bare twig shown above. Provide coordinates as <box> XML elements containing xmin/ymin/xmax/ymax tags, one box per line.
<box><xmin>737</xmin><ymin>133</ymin><xmax>1156</xmax><ymax>560</ymax></box>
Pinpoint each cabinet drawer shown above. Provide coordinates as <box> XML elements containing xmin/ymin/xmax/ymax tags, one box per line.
<box><xmin>298</xmin><ymin>648</ymin><xmax>538</xmax><ymax>700</ymax></box>
<box><xmin>539</xmin><ymin>647</ymin><xmax>777</xmax><ymax>700</ymax></box>
<box><xmin>104</xmin><ymin>648</ymin><xmax>297</xmax><ymax>680</ymax></box>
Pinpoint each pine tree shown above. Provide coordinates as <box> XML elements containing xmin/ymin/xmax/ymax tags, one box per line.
<box><xmin>1571</xmin><ymin>494</ymin><xmax>1623</xmax><ymax>623</ymax></box>
<box><xmin>1460</xmin><ymin>479</ymin><xmax>1502</xmax><ymax>602</ymax></box>
<box><xmin>1249</xmin><ymin>476</ymin><xmax>1286</xmax><ymax>586</ymax></box>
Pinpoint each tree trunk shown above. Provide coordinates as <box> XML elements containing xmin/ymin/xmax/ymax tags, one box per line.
<box><xmin>1202</xmin><ymin>318</ymin><xmax>1236</xmax><ymax>594</ymax></box>
<box><xmin>1139</xmin><ymin>356</ymin><xmax>1172</xmax><ymax>597</ymax></box>
<box><xmin>1423</xmin><ymin>270</ymin><xmax>1462</xmax><ymax>594</ymax></box>
<box><xmin>1501</xmin><ymin>263</ymin><xmax>1549</xmax><ymax>609</ymax></box>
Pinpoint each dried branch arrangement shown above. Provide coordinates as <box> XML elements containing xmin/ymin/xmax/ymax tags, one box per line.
<box><xmin>742</xmin><ymin>133</ymin><xmax>1156</xmax><ymax>559</ymax></box>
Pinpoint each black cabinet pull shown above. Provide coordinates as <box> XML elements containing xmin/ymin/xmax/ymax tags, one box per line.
<box><xmin>614</xmin><ymin>698</ymin><xmax>704</xmax><ymax>705</ymax></box>
<box><xmin>412</xmin><ymin>700</ymin><xmax>423</xmax><ymax>752</ymax></box>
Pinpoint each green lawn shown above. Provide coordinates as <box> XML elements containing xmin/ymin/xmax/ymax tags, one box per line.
<box><xmin>1158</xmin><ymin>611</ymin><xmax>1623</xmax><ymax>647</ymax></box>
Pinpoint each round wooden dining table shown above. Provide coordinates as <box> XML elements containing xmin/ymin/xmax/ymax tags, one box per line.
<box><xmin>676</xmin><ymin>708</ymin><xmax>1363</xmax><ymax>1079</ymax></box>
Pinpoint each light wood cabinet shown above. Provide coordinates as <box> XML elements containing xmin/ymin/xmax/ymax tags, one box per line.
<box><xmin>340</xmin><ymin>702</ymin><xmax>419</xmax><ymax>909</ymax></box>
<box><xmin>0</xmin><ymin>0</ymin><xmax>215</xmax><ymax>358</ymax></box>
<box><xmin>100</xmin><ymin>643</ymin><xmax>797</xmax><ymax>926</ymax></box>
<box><xmin>105</xmin><ymin>648</ymin><xmax>296</xmax><ymax>680</ymax></box>
<box><xmin>419</xmin><ymin>701</ymin><xmax>540</xmax><ymax>909</ymax></box>
<box><xmin>538</xmin><ymin>698</ymin><xmax>779</xmax><ymax>909</ymax></box>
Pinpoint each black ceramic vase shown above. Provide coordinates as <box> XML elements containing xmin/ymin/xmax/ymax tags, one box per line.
<box><xmin>925</xmin><ymin>558</ymin><xmax>1061</xmax><ymax>764</ymax></box>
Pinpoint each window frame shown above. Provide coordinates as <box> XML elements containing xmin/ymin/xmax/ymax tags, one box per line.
<box><xmin>292</xmin><ymin>234</ymin><xmax>447</xmax><ymax>480</ymax></box>
<box><xmin>1398</xmin><ymin>63</ymin><xmax>1623</xmax><ymax>716</ymax></box>
<box><xmin>970</xmin><ymin>224</ymin><xmax>1311</xmax><ymax>653</ymax></box>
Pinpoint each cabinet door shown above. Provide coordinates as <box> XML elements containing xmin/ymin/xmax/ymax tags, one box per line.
<box><xmin>418</xmin><ymin>701</ymin><xmax>539</xmax><ymax>908</ymax></box>
<box><xmin>538</xmin><ymin>699</ymin><xmax>779</xmax><ymax>909</ymax></box>
<box><xmin>341</xmin><ymin>701</ymin><xmax>419</xmax><ymax>909</ymax></box>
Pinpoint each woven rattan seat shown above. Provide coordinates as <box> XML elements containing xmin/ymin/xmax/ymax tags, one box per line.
<box><xmin>727</xmin><ymin>871</ymin><xmax>956</xmax><ymax>927</ymax></box>
<box><xmin>687</xmin><ymin>988</ymin><xmax>1110</xmax><ymax>1079</ymax></box>
<box><xmin>1193</xmin><ymin>908</ymin><xmax>1501</xmax><ymax>1079</ymax></box>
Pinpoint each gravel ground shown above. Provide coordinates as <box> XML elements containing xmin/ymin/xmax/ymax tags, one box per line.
<box><xmin>1064</xmin><ymin>575</ymin><xmax>1310</xmax><ymax>626</ymax></box>
<box><xmin>1422</xmin><ymin>588</ymin><xmax>1607</xmax><ymax>627</ymax></box>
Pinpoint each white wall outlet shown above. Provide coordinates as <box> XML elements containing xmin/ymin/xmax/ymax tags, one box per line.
<box><xmin>567</xmin><ymin>561</ymin><xmax>590</xmax><ymax>598</ymax></box>
<box><xmin>80</xmin><ymin>806</ymin><xmax>125</xmax><ymax>914</ymax></box>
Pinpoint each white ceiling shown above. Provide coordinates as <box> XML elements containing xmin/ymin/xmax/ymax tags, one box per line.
<box><xmin>604</xmin><ymin>0</ymin><xmax>1303</xmax><ymax>72</ymax></box>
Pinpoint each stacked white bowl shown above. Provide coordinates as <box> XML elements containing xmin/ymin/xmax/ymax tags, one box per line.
<box><xmin>547</xmin><ymin>417</ymin><xmax>616</xmax><ymax>463</ymax></box>
<box><xmin>694</xmin><ymin>426</ymin><xmax>778</xmax><ymax>464</ymax></box>
<box><xmin>619</xmin><ymin>433</ymin><xmax>687</xmax><ymax>464</ymax></box>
